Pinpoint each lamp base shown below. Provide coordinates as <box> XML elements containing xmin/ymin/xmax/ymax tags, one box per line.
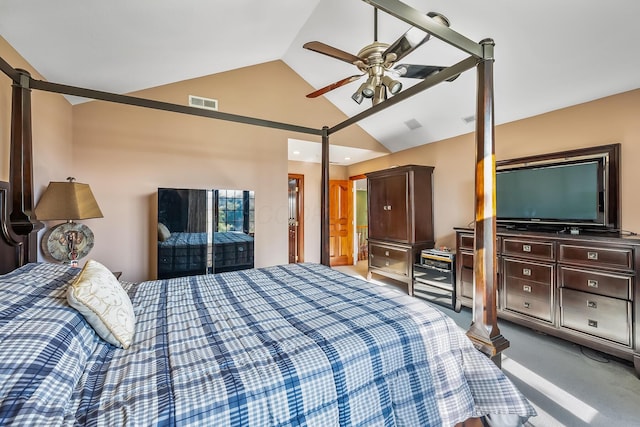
<box><xmin>41</xmin><ymin>222</ymin><xmax>95</xmax><ymax>264</ymax></box>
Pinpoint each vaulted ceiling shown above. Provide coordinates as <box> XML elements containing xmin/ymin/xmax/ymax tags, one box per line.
<box><xmin>1</xmin><ymin>0</ymin><xmax>638</xmax><ymax>157</ymax></box>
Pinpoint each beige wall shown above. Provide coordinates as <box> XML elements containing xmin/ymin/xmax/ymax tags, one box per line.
<box><xmin>348</xmin><ymin>89</ymin><xmax>640</xmax><ymax>250</ymax></box>
<box><xmin>1</xmin><ymin>37</ymin><xmax>380</xmax><ymax>281</ymax></box>
<box><xmin>71</xmin><ymin>60</ymin><xmax>380</xmax><ymax>281</ymax></box>
<box><xmin>3</xmin><ymin>33</ymin><xmax>638</xmax><ymax>281</ymax></box>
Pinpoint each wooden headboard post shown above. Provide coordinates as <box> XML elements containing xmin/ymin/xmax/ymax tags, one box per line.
<box><xmin>2</xmin><ymin>68</ymin><xmax>42</xmax><ymax>272</ymax></box>
<box><xmin>0</xmin><ymin>181</ymin><xmax>25</xmax><ymax>272</ymax></box>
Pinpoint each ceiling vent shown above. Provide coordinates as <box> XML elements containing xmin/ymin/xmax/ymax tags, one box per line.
<box><xmin>404</xmin><ymin>118</ymin><xmax>422</xmax><ymax>130</ymax></box>
<box><xmin>189</xmin><ymin>95</ymin><xmax>218</xmax><ymax>111</ymax></box>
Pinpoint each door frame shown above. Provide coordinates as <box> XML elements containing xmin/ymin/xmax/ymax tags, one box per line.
<box><xmin>288</xmin><ymin>174</ymin><xmax>304</xmax><ymax>263</ymax></box>
<box><xmin>350</xmin><ymin>174</ymin><xmax>367</xmax><ymax>265</ymax></box>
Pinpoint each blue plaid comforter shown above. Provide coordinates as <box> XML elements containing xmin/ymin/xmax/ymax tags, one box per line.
<box><xmin>0</xmin><ymin>262</ymin><xmax>535</xmax><ymax>426</ymax></box>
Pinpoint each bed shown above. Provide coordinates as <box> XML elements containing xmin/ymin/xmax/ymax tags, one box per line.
<box><xmin>0</xmin><ymin>260</ymin><xmax>534</xmax><ymax>425</ymax></box>
<box><xmin>0</xmin><ymin>0</ymin><xmax>527</xmax><ymax>425</ymax></box>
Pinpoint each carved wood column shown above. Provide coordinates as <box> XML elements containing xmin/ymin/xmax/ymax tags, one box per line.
<box><xmin>467</xmin><ymin>39</ymin><xmax>509</xmax><ymax>366</ymax></box>
<box><xmin>9</xmin><ymin>68</ymin><xmax>42</xmax><ymax>264</ymax></box>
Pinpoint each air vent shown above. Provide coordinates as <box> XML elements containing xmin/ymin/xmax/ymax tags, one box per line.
<box><xmin>404</xmin><ymin>118</ymin><xmax>422</xmax><ymax>130</ymax></box>
<box><xmin>189</xmin><ymin>95</ymin><xmax>218</xmax><ymax>111</ymax></box>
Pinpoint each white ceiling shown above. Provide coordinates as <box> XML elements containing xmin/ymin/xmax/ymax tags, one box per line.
<box><xmin>288</xmin><ymin>138</ymin><xmax>387</xmax><ymax>166</ymax></box>
<box><xmin>1</xmin><ymin>0</ymin><xmax>639</xmax><ymax>162</ymax></box>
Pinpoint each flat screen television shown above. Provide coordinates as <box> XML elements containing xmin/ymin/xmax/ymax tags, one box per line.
<box><xmin>495</xmin><ymin>144</ymin><xmax>620</xmax><ymax>231</ymax></box>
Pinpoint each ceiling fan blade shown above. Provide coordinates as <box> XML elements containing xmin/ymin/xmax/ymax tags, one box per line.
<box><xmin>393</xmin><ymin>64</ymin><xmax>460</xmax><ymax>82</ymax></box>
<box><xmin>303</xmin><ymin>41</ymin><xmax>362</xmax><ymax>65</ymax></box>
<box><xmin>383</xmin><ymin>12</ymin><xmax>450</xmax><ymax>63</ymax></box>
<box><xmin>306</xmin><ymin>74</ymin><xmax>364</xmax><ymax>98</ymax></box>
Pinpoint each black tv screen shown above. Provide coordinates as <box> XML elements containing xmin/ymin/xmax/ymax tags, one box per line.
<box><xmin>496</xmin><ymin>160</ymin><xmax>606</xmax><ymax>228</ymax></box>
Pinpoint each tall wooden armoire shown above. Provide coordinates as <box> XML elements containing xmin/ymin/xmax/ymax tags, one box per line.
<box><xmin>366</xmin><ymin>165</ymin><xmax>434</xmax><ymax>295</ymax></box>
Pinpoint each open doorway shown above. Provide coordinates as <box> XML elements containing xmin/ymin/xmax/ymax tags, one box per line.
<box><xmin>352</xmin><ymin>175</ymin><xmax>368</xmax><ymax>266</ymax></box>
<box><xmin>329</xmin><ymin>180</ymin><xmax>353</xmax><ymax>266</ymax></box>
<box><xmin>288</xmin><ymin>174</ymin><xmax>304</xmax><ymax>263</ymax></box>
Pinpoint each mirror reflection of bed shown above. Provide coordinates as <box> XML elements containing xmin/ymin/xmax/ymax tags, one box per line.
<box><xmin>157</xmin><ymin>188</ymin><xmax>255</xmax><ymax>279</ymax></box>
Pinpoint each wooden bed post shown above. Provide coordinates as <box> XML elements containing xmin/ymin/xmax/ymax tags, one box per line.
<box><xmin>9</xmin><ymin>69</ymin><xmax>41</xmax><ymax>264</ymax></box>
<box><xmin>320</xmin><ymin>126</ymin><xmax>330</xmax><ymax>266</ymax></box>
<box><xmin>466</xmin><ymin>39</ymin><xmax>509</xmax><ymax>366</ymax></box>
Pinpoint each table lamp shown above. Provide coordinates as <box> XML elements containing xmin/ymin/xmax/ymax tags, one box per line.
<box><xmin>35</xmin><ymin>177</ymin><xmax>103</xmax><ymax>266</ymax></box>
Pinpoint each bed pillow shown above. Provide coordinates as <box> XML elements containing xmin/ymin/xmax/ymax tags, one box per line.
<box><xmin>67</xmin><ymin>259</ymin><xmax>136</xmax><ymax>349</ymax></box>
<box><xmin>158</xmin><ymin>222</ymin><xmax>171</xmax><ymax>241</ymax></box>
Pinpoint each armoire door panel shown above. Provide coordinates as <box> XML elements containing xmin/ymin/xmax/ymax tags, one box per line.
<box><xmin>367</xmin><ymin>177</ymin><xmax>387</xmax><ymax>240</ymax></box>
<box><xmin>384</xmin><ymin>173</ymin><xmax>409</xmax><ymax>242</ymax></box>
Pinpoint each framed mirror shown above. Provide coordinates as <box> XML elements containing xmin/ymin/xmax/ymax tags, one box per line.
<box><xmin>157</xmin><ymin>188</ymin><xmax>255</xmax><ymax>279</ymax></box>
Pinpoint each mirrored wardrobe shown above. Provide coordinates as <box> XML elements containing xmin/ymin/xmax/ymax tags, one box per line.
<box><xmin>157</xmin><ymin>188</ymin><xmax>255</xmax><ymax>279</ymax></box>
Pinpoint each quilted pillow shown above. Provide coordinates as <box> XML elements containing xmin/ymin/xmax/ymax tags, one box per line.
<box><xmin>158</xmin><ymin>222</ymin><xmax>171</xmax><ymax>241</ymax></box>
<box><xmin>68</xmin><ymin>259</ymin><xmax>136</xmax><ymax>348</ymax></box>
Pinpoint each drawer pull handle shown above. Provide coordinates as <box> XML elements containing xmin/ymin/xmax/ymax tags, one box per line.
<box><xmin>522</xmin><ymin>268</ymin><xmax>532</xmax><ymax>276</ymax></box>
<box><xmin>385</xmin><ymin>251</ymin><xmax>389</xmax><ymax>256</ymax></box>
<box><xmin>523</xmin><ymin>285</ymin><xmax>532</xmax><ymax>293</ymax></box>
<box><xmin>587</xmin><ymin>251</ymin><xmax>598</xmax><ymax>260</ymax></box>
<box><xmin>523</xmin><ymin>302</ymin><xmax>530</xmax><ymax>309</ymax></box>
<box><xmin>587</xmin><ymin>279</ymin><xmax>598</xmax><ymax>288</ymax></box>
<box><xmin>383</xmin><ymin>205</ymin><xmax>392</xmax><ymax>211</ymax></box>
<box><xmin>587</xmin><ymin>300</ymin><xmax>597</xmax><ymax>309</ymax></box>
<box><xmin>522</xmin><ymin>244</ymin><xmax>531</xmax><ymax>252</ymax></box>
<box><xmin>588</xmin><ymin>319</ymin><xmax>598</xmax><ymax>328</ymax></box>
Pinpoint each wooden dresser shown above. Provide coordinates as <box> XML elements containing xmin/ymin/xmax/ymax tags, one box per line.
<box><xmin>366</xmin><ymin>165</ymin><xmax>434</xmax><ymax>295</ymax></box>
<box><xmin>455</xmin><ymin>227</ymin><xmax>640</xmax><ymax>376</ymax></box>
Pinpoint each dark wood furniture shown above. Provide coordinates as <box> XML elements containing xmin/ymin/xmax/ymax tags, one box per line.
<box><xmin>366</xmin><ymin>165</ymin><xmax>434</xmax><ymax>295</ymax></box>
<box><xmin>455</xmin><ymin>227</ymin><xmax>640</xmax><ymax>376</ymax></box>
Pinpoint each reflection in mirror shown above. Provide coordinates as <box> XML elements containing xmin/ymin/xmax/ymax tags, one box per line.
<box><xmin>157</xmin><ymin>188</ymin><xmax>254</xmax><ymax>279</ymax></box>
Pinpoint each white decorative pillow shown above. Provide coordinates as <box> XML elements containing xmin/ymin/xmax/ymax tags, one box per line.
<box><xmin>68</xmin><ymin>259</ymin><xmax>136</xmax><ymax>349</ymax></box>
<box><xmin>158</xmin><ymin>223</ymin><xmax>171</xmax><ymax>241</ymax></box>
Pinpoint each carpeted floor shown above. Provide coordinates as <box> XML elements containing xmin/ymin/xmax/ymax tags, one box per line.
<box><xmin>333</xmin><ymin>261</ymin><xmax>640</xmax><ymax>427</ymax></box>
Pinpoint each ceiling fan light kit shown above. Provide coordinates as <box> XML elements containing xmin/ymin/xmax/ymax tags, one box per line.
<box><xmin>304</xmin><ymin>8</ymin><xmax>455</xmax><ymax>106</ymax></box>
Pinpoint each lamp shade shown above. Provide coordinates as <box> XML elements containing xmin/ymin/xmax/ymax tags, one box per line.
<box><xmin>35</xmin><ymin>180</ymin><xmax>103</xmax><ymax>221</ymax></box>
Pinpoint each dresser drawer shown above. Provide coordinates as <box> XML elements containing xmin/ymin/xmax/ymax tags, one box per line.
<box><xmin>459</xmin><ymin>234</ymin><xmax>474</xmax><ymax>250</ymax></box>
<box><xmin>458</xmin><ymin>234</ymin><xmax>500</xmax><ymax>252</ymax></box>
<box><xmin>502</xmin><ymin>238</ymin><xmax>554</xmax><ymax>261</ymax></box>
<box><xmin>369</xmin><ymin>243</ymin><xmax>409</xmax><ymax>276</ymax></box>
<box><xmin>504</xmin><ymin>278</ymin><xmax>553</xmax><ymax>322</ymax></box>
<box><xmin>503</xmin><ymin>258</ymin><xmax>553</xmax><ymax>284</ymax></box>
<box><xmin>459</xmin><ymin>252</ymin><xmax>474</xmax><ymax>299</ymax></box>
<box><xmin>559</xmin><ymin>267</ymin><xmax>631</xmax><ymax>300</ymax></box>
<box><xmin>559</xmin><ymin>244</ymin><xmax>633</xmax><ymax>270</ymax></box>
<box><xmin>560</xmin><ymin>288</ymin><xmax>631</xmax><ymax>346</ymax></box>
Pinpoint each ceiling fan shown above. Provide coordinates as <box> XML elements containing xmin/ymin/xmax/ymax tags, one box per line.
<box><xmin>304</xmin><ymin>8</ymin><xmax>458</xmax><ymax>106</ymax></box>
